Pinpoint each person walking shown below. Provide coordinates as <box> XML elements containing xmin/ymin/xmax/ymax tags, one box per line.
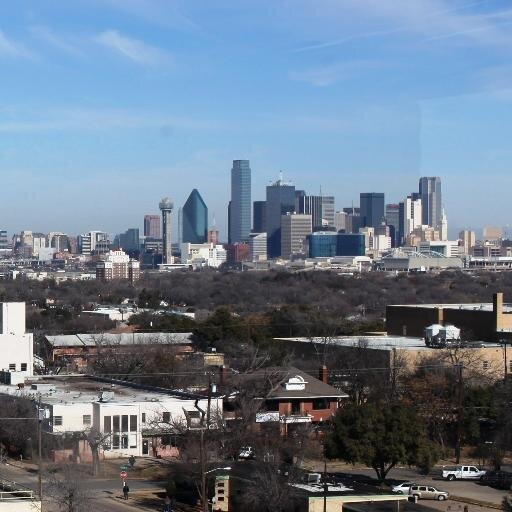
<box><xmin>164</xmin><ymin>495</ymin><xmax>172</xmax><ymax>512</ymax></box>
<box><xmin>123</xmin><ymin>483</ymin><xmax>130</xmax><ymax>500</ymax></box>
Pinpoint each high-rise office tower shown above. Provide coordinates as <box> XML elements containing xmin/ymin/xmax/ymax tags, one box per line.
<box><xmin>398</xmin><ymin>194</ymin><xmax>422</xmax><ymax>244</ymax></box>
<box><xmin>144</xmin><ymin>215</ymin><xmax>161</xmax><ymax>238</ymax></box>
<box><xmin>159</xmin><ymin>197</ymin><xmax>174</xmax><ymax>264</ymax></box>
<box><xmin>266</xmin><ymin>177</ymin><xmax>296</xmax><ymax>258</ymax></box>
<box><xmin>385</xmin><ymin>204</ymin><xmax>400</xmax><ymax>247</ymax></box>
<box><xmin>334</xmin><ymin>211</ymin><xmax>347</xmax><ymax>232</ymax></box>
<box><xmin>253</xmin><ymin>201</ymin><xmax>266</xmax><ymax>233</ymax></box>
<box><xmin>419</xmin><ymin>177</ymin><xmax>442</xmax><ymax>229</ymax></box>
<box><xmin>360</xmin><ymin>193</ymin><xmax>385</xmax><ymax>228</ymax></box>
<box><xmin>297</xmin><ymin>195</ymin><xmax>335</xmax><ymax>230</ymax></box>
<box><xmin>229</xmin><ymin>160</ymin><xmax>251</xmax><ymax>243</ymax></box>
<box><xmin>117</xmin><ymin>228</ymin><xmax>140</xmax><ymax>252</ymax></box>
<box><xmin>182</xmin><ymin>189</ymin><xmax>208</xmax><ymax>244</ymax></box>
<box><xmin>281</xmin><ymin>213</ymin><xmax>312</xmax><ymax>260</ymax></box>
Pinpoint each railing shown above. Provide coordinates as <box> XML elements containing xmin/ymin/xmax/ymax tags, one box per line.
<box><xmin>0</xmin><ymin>477</ymin><xmax>35</xmax><ymax>501</ymax></box>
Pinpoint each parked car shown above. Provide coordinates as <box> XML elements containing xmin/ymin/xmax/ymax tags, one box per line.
<box><xmin>480</xmin><ymin>470</ymin><xmax>512</xmax><ymax>490</ymax></box>
<box><xmin>392</xmin><ymin>482</ymin><xmax>416</xmax><ymax>495</ymax></box>
<box><xmin>409</xmin><ymin>485</ymin><xmax>449</xmax><ymax>501</ymax></box>
<box><xmin>237</xmin><ymin>446</ymin><xmax>255</xmax><ymax>460</ymax></box>
<box><xmin>442</xmin><ymin>465</ymin><xmax>487</xmax><ymax>481</ymax></box>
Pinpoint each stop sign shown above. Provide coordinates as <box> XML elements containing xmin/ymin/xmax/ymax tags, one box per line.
<box><xmin>120</xmin><ymin>471</ymin><xmax>128</xmax><ymax>480</ymax></box>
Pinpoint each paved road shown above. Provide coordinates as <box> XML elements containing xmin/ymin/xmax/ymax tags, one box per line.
<box><xmin>0</xmin><ymin>462</ymin><xmax>166</xmax><ymax>511</ymax></box>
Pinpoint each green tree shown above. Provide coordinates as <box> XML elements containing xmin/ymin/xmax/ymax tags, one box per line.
<box><xmin>325</xmin><ymin>402</ymin><xmax>438</xmax><ymax>482</ymax></box>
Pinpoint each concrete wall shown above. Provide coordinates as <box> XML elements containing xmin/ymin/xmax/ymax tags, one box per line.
<box><xmin>0</xmin><ymin>501</ymin><xmax>40</xmax><ymax>512</ymax></box>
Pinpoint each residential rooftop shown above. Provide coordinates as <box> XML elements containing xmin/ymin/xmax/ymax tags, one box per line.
<box><xmin>45</xmin><ymin>332</ymin><xmax>194</xmax><ymax>348</ymax></box>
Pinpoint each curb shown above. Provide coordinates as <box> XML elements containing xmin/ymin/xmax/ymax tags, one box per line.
<box><xmin>450</xmin><ymin>495</ymin><xmax>503</xmax><ymax>510</ymax></box>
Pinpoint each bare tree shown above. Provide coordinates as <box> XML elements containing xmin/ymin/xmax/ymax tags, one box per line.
<box><xmin>46</xmin><ymin>464</ymin><xmax>91</xmax><ymax>512</ymax></box>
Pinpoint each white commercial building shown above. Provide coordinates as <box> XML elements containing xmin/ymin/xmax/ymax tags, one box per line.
<box><xmin>0</xmin><ymin>303</ymin><xmax>34</xmax><ymax>385</ymax></box>
<box><xmin>180</xmin><ymin>243</ymin><xmax>227</xmax><ymax>268</ymax></box>
<box><xmin>404</xmin><ymin>194</ymin><xmax>422</xmax><ymax>238</ymax></box>
<box><xmin>1</xmin><ymin>376</ymin><xmax>222</xmax><ymax>460</ymax></box>
<box><xmin>418</xmin><ymin>240</ymin><xmax>460</xmax><ymax>258</ymax></box>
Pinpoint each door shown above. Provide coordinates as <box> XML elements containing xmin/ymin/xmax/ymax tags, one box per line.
<box><xmin>142</xmin><ymin>440</ymin><xmax>149</xmax><ymax>455</ymax></box>
<box><xmin>426</xmin><ymin>487</ymin><xmax>436</xmax><ymax>499</ymax></box>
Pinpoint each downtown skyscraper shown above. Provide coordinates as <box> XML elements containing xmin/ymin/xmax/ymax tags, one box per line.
<box><xmin>360</xmin><ymin>192</ymin><xmax>385</xmax><ymax>229</ymax></box>
<box><xmin>419</xmin><ymin>177</ymin><xmax>442</xmax><ymax>230</ymax></box>
<box><xmin>182</xmin><ymin>189</ymin><xmax>208</xmax><ymax>244</ymax></box>
<box><xmin>266</xmin><ymin>177</ymin><xmax>295</xmax><ymax>258</ymax></box>
<box><xmin>229</xmin><ymin>160</ymin><xmax>251</xmax><ymax>243</ymax></box>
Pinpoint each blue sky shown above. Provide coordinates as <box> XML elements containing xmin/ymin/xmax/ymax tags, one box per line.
<box><xmin>1</xmin><ymin>0</ymin><xmax>511</xmax><ymax>238</ymax></box>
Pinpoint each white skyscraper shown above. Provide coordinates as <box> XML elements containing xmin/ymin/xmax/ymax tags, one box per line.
<box><xmin>440</xmin><ymin>208</ymin><xmax>448</xmax><ymax>241</ymax></box>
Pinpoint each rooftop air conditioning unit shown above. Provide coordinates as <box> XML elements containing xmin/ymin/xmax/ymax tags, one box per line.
<box><xmin>99</xmin><ymin>391</ymin><xmax>115</xmax><ymax>402</ymax></box>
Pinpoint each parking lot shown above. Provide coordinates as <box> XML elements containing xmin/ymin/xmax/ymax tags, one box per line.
<box><xmin>334</xmin><ymin>466</ymin><xmax>509</xmax><ymax>507</ymax></box>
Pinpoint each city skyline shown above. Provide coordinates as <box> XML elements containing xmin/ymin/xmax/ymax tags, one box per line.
<box><xmin>0</xmin><ymin>1</ymin><xmax>511</xmax><ymax>236</ymax></box>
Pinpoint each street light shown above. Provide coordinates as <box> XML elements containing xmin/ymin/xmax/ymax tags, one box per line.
<box><xmin>205</xmin><ymin>466</ymin><xmax>231</xmax><ymax>475</ymax></box>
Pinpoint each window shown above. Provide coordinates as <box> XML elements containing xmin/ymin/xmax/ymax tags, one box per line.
<box><xmin>113</xmin><ymin>416</ymin><xmax>120</xmax><ymax>433</ymax></box>
<box><xmin>141</xmin><ymin>413</ymin><xmax>146</xmax><ymax>423</ymax></box>
<box><xmin>9</xmin><ymin>363</ymin><xmax>15</xmax><ymax>371</ymax></box>
<box><xmin>130</xmin><ymin>415</ymin><xmax>137</xmax><ymax>432</ymax></box>
<box><xmin>218</xmin><ymin>498</ymin><xmax>224</xmax><ymax>502</ymax></box>
<box><xmin>54</xmin><ymin>416</ymin><xmax>63</xmax><ymax>426</ymax></box>
<box><xmin>162</xmin><ymin>412</ymin><xmax>170</xmax><ymax>423</ymax></box>
<box><xmin>112</xmin><ymin>434</ymin><xmax>120</xmax><ymax>449</ymax></box>
<box><xmin>121</xmin><ymin>415</ymin><xmax>128</xmax><ymax>432</ymax></box>
<box><xmin>104</xmin><ymin>416</ymin><xmax>111</xmax><ymax>433</ymax></box>
<box><xmin>83</xmin><ymin>415</ymin><xmax>91</xmax><ymax>426</ymax></box>
<box><xmin>483</xmin><ymin>361</ymin><xmax>489</xmax><ymax>370</ymax></box>
<box><xmin>312</xmin><ymin>399</ymin><xmax>329</xmax><ymax>410</ymax></box>
<box><xmin>20</xmin><ymin>363</ymin><xmax>27</xmax><ymax>371</ymax></box>
<box><xmin>264</xmin><ymin>400</ymin><xmax>279</xmax><ymax>412</ymax></box>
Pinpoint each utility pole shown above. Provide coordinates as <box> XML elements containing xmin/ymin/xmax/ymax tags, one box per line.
<box><xmin>323</xmin><ymin>456</ymin><xmax>328</xmax><ymax>512</ymax></box>
<box><xmin>201</xmin><ymin>372</ymin><xmax>213</xmax><ymax>512</ymax></box>
<box><xmin>37</xmin><ymin>396</ymin><xmax>43</xmax><ymax>501</ymax></box>
<box><xmin>455</xmin><ymin>363</ymin><xmax>464</xmax><ymax>464</ymax></box>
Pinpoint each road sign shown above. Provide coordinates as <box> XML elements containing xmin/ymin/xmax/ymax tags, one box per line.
<box><xmin>120</xmin><ymin>471</ymin><xmax>128</xmax><ymax>480</ymax></box>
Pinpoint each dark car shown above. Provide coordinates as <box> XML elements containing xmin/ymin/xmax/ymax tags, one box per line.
<box><xmin>480</xmin><ymin>470</ymin><xmax>512</xmax><ymax>490</ymax></box>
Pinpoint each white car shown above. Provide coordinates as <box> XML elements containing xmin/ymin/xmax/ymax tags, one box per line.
<box><xmin>442</xmin><ymin>465</ymin><xmax>486</xmax><ymax>481</ymax></box>
<box><xmin>392</xmin><ymin>482</ymin><xmax>416</xmax><ymax>494</ymax></box>
<box><xmin>237</xmin><ymin>446</ymin><xmax>255</xmax><ymax>460</ymax></box>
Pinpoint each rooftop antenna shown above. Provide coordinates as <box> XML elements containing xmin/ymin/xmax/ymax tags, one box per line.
<box><xmin>319</xmin><ymin>185</ymin><xmax>322</xmax><ymax>196</ymax></box>
<box><xmin>279</xmin><ymin>170</ymin><xmax>283</xmax><ymax>183</ymax></box>
<box><xmin>212</xmin><ymin>213</ymin><xmax>216</xmax><ymax>228</ymax></box>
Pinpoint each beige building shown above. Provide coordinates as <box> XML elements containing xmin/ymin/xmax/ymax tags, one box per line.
<box><xmin>459</xmin><ymin>229</ymin><xmax>476</xmax><ymax>254</ymax></box>
<box><xmin>275</xmin><ymin>335</ymin><xmax>511</xmax><ymax>381</ymax></box>
<box><xmin>281</xmin><ymin>213</ymin><xmax>312</xmax><ymax>259</ymax></box>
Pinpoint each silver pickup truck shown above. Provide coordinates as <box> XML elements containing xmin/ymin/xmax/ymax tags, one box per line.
<box><xmin>442</xmin><ymin>465</ymin><xmax>487</xmax><ymax>480</ymax></box>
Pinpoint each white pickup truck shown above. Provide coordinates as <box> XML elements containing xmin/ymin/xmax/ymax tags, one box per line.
<box><xmin>442</xmin><ymin>465</ymin><xmax>487</xmax><ymax>481</ymax></box>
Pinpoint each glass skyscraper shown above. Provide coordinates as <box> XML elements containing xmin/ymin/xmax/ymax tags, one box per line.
<box><xmin>266</xmin><ymin>178</ymin><xmax>296</xmax><ymax>258</ymax></box>
<box><xmin>229</xmin><ymin>160</ymin><xmax>251</xmax><ymax>243</ymax></box>
<box><xmin>360</xmin><ymin>192</ymin><xmax>385</xmax><ymax>228</ymax></box>
<box><xmin>419</xmin><ymin>177</ymin><xmax>442</xmax><ymax>229</ymax></box>
<box><xmin>182</xmin><ymin>189</ymin><xmax>208</xmax><ymax>244</ymax></box>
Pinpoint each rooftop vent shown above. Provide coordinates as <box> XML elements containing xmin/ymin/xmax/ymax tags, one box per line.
<box><xmin>99</xmin><ymin>391</ymin><xmax>115</xmax><ymax>402</ymax></box>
